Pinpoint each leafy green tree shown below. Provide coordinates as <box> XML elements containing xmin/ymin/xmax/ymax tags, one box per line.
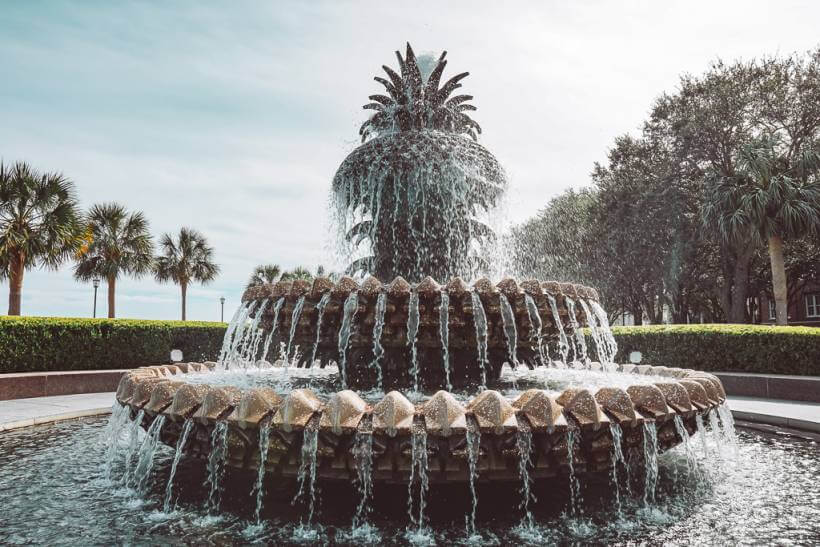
<box><xmin>703</xmin><ymin>136</ymin><xmax>820</xmax><ymax>324</ymax></box>
<box><xmin>246</xmin><ymin>264</ymin><xmax>282</xmax><ymax>290</ymax></box>
<box><xmin>155</xmin><ymin>227</ymin><xmax>220</xmax><ymax>321</ymax></box>
<box><xmin>73</xmin><ymin>203</ymin><xmax>154</xmax><ymax>318</ymax></box>
<box><xmin>0</xmin><ymin>162</ymin><xmax>82</xmax><ymax>315</ymax></box>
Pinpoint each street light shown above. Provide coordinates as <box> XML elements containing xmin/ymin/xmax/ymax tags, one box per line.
<box><xmin>92</xmin><ymin>278</ymin><xmax>100</xmax><ymax>318</ymax></box>
<box><xmin>220</xmin><ymin>296</ymin><xmax>225</xmax><ymax>322</ymax></box>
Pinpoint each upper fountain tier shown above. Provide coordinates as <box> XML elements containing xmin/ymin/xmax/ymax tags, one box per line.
<box><xmin>240</xmin><ymin>275</ymin><xmax>603</xmax><ymax>390</ymax></box>
<box><xmin>332</xmin><ymin>44</ymin><xmax>507</xmax><ymax>283</ymax></box>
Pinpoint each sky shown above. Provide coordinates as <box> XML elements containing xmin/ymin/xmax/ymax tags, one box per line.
<box><xmin>2</xmin><ymin>1</ymin><xmax>819</xmax><ymax>321</ymax></box>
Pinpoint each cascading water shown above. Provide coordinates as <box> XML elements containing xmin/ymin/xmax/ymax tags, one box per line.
<box><xmin>221</xmin><ymin>300</ymin><xmax>256</xmax><ymax>367</ymax></box>
<box><xmin>516</xmin><ymin>428</ymin><xmax>535</xmax><ymax>528</ymax></box>
<box><xmin>134</xmin><ymin>415</ymin><xmax>166</xmax><ymax>494</ymax></box>
<box><xmin>471</xmin><ymin>291</ymin><xmax>489</xmax><ymax>388</ymax></box>
<box><xmin>642</xmin><ymin>422</ymin><xmax>659</xmax><ymax>505</ymax></box>
<box><xmin>261</xmin><ymin>297</ymin><xmax>285</xmax><ymax>364</ymax></box>
<box><xmin>237</xmin><ymin>300</ymin><xmax>268</xmax><ymax>365</ymax></box>
<box><xmin>352</xmin><ymin>431</ymin><xmax>374</xmax><ymax>528</ymax></box>
<box><xmin>163</xmin><ymin>419</ymin><xmax>194</xmax><ymax>513</ymax></box>
<box><xmin>308</xmin><ymin>292</ymin><xmax>331</xmax><ymax>367</ymax></box>
<box><xmin>286</xmin><ymin>296</ymin><xmax>306</xmax><ymax>362</ymax></box>
<box><xmin>103</xmin><ymin>403</ymin><xmax>129</xmax><ymax>480</ymax></box>
<box><xmin>206</xmin><ymin>421</ymin><xmax>229</xmax><ymax>512</ymax></box>
<box><xmin>252</xmin><ymin>422</ymin><xmax>272</xmax><ymax>523</ymax></box>
<box><xmin>565</xmin><ymin>297</ymin><xmax>588</xmax><ymax>365</ymax></box>
<box><xmin>546</xmin><ymin>294</ymin><xmax>570</xmax><ymax>365</ymax></box>
<box><xmin>578</xmin><ymin>298</ymin><xmax>609</xmax><ymax>364</ymax></box>
<box><xmin>566</xmin><ymin>429</ymin><xmax>583</xmax><ymax>517</ymax></box>
<box><xmin>123</xmin><ymin>409</ymin><xmax>145</xmax><ymax>487</ymax></box>
<box><xmin>337</xmin><ymin>291</ymin><xmax>359</xmax><ymax>388</ymax></box>
<box><xmin>695</xmin><ymin>413</ymin><xmax>709</xmax><ymax>460</ymax></box>
<box><xmin>406</xmin><ymin>427</ymin><xmax>429</xmax><ymax>533</ymax></box>
<box><xmin>370</xmin><ymin>292</ymin><xmax>387</xmax><ymax>388</ymax></box>
<box><xmin>609</xmin><ymin>422</ymin><xmax>625</xmax><ymax>513</ymax></box>
<box><xmin>524</xmin><ymin>294</ymin><xmax>547</xmax><ymax>366</ymax></box>
<box><xmin>673</xmin><ymin>415</ymin><xmax>700</xmax><ymax>481</ymax></box>
<box><xmin>465</xmin><ymin>421</ymin><xmax>481</xmax><ymax>536</ymax></box>
<box><xmin>439</xmin><ymin>290</ymin><xmax>452</xmax><ymax>390</ymax></box>
<box><xmin>407</xmin><ymin>291</ymin><xmax>420</xmax><ymax>392</ymax></box>
<box><xmin>218</xmin><ymin>302</ymin><xmax>247</xmax><ymax>364</ymax></box>
<box><xmin>499</xmin><ymin>293</ymin><xmax>519</xmax><ymax>366</ymax></box>
<box><xmin>293</xmin><ymin>426</ymin><xmax>319</xmax><ymax>525</ymax></box>
<box><xmin>589</xmin><ymin>300</ymin><xmax>618</xmax><ymax>363</ymax></box>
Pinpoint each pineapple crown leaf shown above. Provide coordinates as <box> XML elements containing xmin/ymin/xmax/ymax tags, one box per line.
<box><xmin>359</xmin><ymin>43</ymin><xmax>481</xmax><ymax>142</ymax></box>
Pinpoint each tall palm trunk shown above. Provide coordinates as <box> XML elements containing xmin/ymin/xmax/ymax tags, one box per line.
<box><xmin>729</xmin><ymin>242</ymin><xmax>755</xmax><ymax>323</ymax></box>
<box><xmin>768</xmin><ymin>235</ymin><xmax>788</xmax><ymax>326</ymax></box>
<box><xmin>7</xmin><ymin>250</ymin><xmax>25</xmax><ymax>316</ymax></box>
<box><xmin>107</xmin><ymin>276</ymin><xmax>116</xmax><ymax>319</ymax></box>
<box><xmin>180</xmin><ymin>281</ymin><xmax>187</xmax><ymax>321</ymax></box>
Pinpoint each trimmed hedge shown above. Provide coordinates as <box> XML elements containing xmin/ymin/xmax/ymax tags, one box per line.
<box><xmin>0</xmin><ymin>316</ymin><xmax>227</xmax><ymax>373</ymax></box>
<box><xmin>608</xmin><ymin>324</ymin><xmax>820</xmax><ymax>376</ymax></box>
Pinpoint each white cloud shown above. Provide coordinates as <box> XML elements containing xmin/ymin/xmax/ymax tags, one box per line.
<box><xmin>1</xmin><ymin>0</ymin><xmax>818</xmax><ymax>319</ymax></box>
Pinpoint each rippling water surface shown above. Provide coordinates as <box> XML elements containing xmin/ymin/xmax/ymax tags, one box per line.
<box><xmin>1</xmin><ymin>416</ymin><xmax>818</xmax><ymax>545</ymax></box>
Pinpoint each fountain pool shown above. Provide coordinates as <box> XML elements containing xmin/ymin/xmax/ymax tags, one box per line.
<box><xmin>1</xmin><ymin>417</ymin><xmax>818</xmax><ymax>544</ymax></box>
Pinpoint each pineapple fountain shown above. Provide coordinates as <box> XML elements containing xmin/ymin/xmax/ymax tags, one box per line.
<box><xmin>110</xmin><ymin>44</ymin><xmax>730</xmax><ymax>532</ymax></box>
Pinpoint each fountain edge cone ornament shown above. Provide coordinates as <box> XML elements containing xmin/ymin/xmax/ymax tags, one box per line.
<box><xmin>113</xmin><ymin>44</ymin><xmax>728</xmax><ymax>498</ymax></box>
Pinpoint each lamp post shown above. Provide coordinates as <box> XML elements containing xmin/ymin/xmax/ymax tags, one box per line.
<box><xmin>92</xmin><ymin>278</ymin><xmax>100</xmax><ymax>318</ymax></box>
<box><xmin>220</xmin><ymin>296</ymin><xmax>225</xmax><ymax>322</ymax></box>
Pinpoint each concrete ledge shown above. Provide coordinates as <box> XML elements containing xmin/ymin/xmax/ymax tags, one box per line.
<box><xmin>728</xmin><ymin>395</ymin><xmax>820</xmax><ymax>434</ymax></box>
<box><xmin>715</xmin><ymin>372</ymin><xmax>820</xmax><ymax>403</ymax></box>
<box><xmin>0</xmin><ymin>392</ymin><xmax>115</xmax><ymax>432</ymax></box>
<box><xmin>0</xmin><ymin>370</ymin><xmax>127</xmax><ymax>401</ymax></box>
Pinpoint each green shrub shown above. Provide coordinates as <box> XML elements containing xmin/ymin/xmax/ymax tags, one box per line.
<box><xmin>0</xmin><ymin>316</ymin><xmax>226</xmax><ymax>373</ymax></box>
<box><xmin>605</xmin><ymin>324</ymin><xmax>820</xmax><ymax>375</ymax></box>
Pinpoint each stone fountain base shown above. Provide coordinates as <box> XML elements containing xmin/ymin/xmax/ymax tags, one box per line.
<box><xmin>116</xmin><ymin>363</ymin><xmax>726</xmax><ymax>484</ymax></box>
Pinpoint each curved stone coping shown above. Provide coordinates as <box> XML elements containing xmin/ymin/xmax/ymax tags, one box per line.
<box><xmin>116</xmin><ymin>362</ymin><xmax>725</xmax><ymax>482</ymax></box>
<box><xmin>240</xmin><ymin>275</ymin><xmax>600</xmax><ymax>304</ymax></box>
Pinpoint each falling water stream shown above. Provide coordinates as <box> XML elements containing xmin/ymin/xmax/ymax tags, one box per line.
<box><xmin>206</xmin><ymin>421</ymin><xmax>229</xmax><ymax>512</ymax></box>
<box><xmin>371</xmin><ymin>292</ymin><xmax>387</xmax><ymax>388</ymax></box>
<box><xmin>406</xmin><ymin>427</ymin><xmax>430</xmax><ymax>534</ymax></box>
<box><xmin>465</xmin><ymin>422</ymin><xmax>481</xmax><ymax>536</ymax></box>
<box><xmin>565</xmin><ymin>297</ymin><xmax>588</xmax><ymax>365</ymax></box>
<box><xmin>546</xmin><ymin>295</ymin><xmax>569</xmax><ymax>365</ymax></box>
<box><xmin>252</xmin><ymin>422</ymin><xmax>271</xmax><ymax>523</ymax></box>
<box><xmin>439</xmin><ymin>291</ymin><xmax>451</xmax><ymax>390</ymax></box>
<box><xmin>470</xmin><ymin>292</ymin><xmax>489</xmax><ymax>388</ymax></box>
<box><xmin>353</xmin><ymin>431</ymin><xmax>374</xmax><ymax>528</ymax></box>
<box><xmin>609</xmin><ymin>423</ymin><xmax>625</xmax><ymax>513</ymax></box>
<box><xmin>308</xmin><ymin>293</ymin><xmax>331</xmax><ymax>367</ymax></box>
<box><xmin>407</xmin><ymin>291</ymin><xmax>421</xmax><ymax>392</ymax></box>
<box><xmin>524</xmin><ymin>294</ymin><xmax>546</xmax><ymax>366</ymax></box>
<box><xmin>134</xmin><ymin>415</ymin><xmax>166</xmax><ymax>495</ymax></box>
<box><xmin>337</xmin><ymin>292</ymin><xmax>359</xmax><ymax>388</ymax></box>
<box><xmin>643</xmin><ymin>422</ymin><xmax>659</xmax><ymax>506</ymax></box>
<box><xmin>293</xmin><ymin>426</ymin><xmax>320</xmax><ymax>525</ymax></box>
<box><xmin>566</xmin><ymin>429</ymin><xmax>583</xmax><ymax>517</ymax></box>
<box><xmin>260</xmin><ymin>297</ymin><xmax>285</xmax><ymax>364</ymax></box>
<box><xmin>516</xmin><ymin>428</ymin><xmax>535</xmax><ymax>528</ymax></box>
<box><xmin>163</xmin><ymin>419</ymin><xmax>194</xmax><ymax>512</ymax></box>
<box><xmin>286</xmin><ymin>296</ymin><xmax>306</xmax><ymax>362</ymax></box>
<box><xmin>499</xmin><ymin>294</ymin><xmax>519</xmax><ymax>367</ymax></box>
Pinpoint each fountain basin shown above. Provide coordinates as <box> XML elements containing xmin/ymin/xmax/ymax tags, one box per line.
<box><xmin>116</xmin><ymin>362</ymin><xmax>725</xmax><ymax>484</ymax></box>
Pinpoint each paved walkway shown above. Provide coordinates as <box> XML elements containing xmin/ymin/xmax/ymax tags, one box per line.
<box><xmin>728</xmin><ymin>395</ymin><xmax>820</xmax><ymax>433</ymax></box>
<box><xmin>0</xmin><ymin>392</ymin><xmax>114</xmax><ymax>432</ymax></box>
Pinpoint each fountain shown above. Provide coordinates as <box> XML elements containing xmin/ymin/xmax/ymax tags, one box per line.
<box><xmin>109</xmin><ymin>43</ymin><xmax>730</xmax><ymax>530</ymax></box>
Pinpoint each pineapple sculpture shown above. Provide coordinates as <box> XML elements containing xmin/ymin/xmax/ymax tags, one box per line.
<box><xmin>333</xmin><ymin>43</ymin><xmax>507</xmax><ymax>282</ymax></box>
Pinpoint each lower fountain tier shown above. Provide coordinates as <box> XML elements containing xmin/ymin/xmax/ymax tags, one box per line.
<box><xmin>238</xmin><ymin>276</ymin><xmax>602</xmax><ymax>388</ymax></box>
<box><xmin>116</xmin><ymin>362</ymin><xmax>727</xmax><ymax>484</ymax></box>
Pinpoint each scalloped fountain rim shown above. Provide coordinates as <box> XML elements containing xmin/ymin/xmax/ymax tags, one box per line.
<box><xmin>115</xmin><ymin>361</ymin><xmax>726</xmax><ymax>482</ymax></box>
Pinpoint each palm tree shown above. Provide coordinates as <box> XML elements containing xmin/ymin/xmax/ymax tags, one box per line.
<box><xmin>0</xmin><ymin>162</ymin><xmax>82</xmax><ymax>315</ymax></box>
<box><xmin>280</xmin><ymin>266</ymin><xmax>313</xmax><ymax>282</ymax></box>
<box><xmin>155</xmin><ymin>227</ymin><xmax>220</xmax><ymax>321</ymax></box>
<box><xmin>74</xmin><ymin>203</ymin><xmax>154</xmax><ymax>318</ymax></box>
<box><xmin>246</xmin><ymin>264</ymin><xmax>282</xmax><ymax>291</ymax></box>
<box><xmin>703</xmin><ymin>136</ymin><xmax>820</xmax><ymax>325</ymax></box>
